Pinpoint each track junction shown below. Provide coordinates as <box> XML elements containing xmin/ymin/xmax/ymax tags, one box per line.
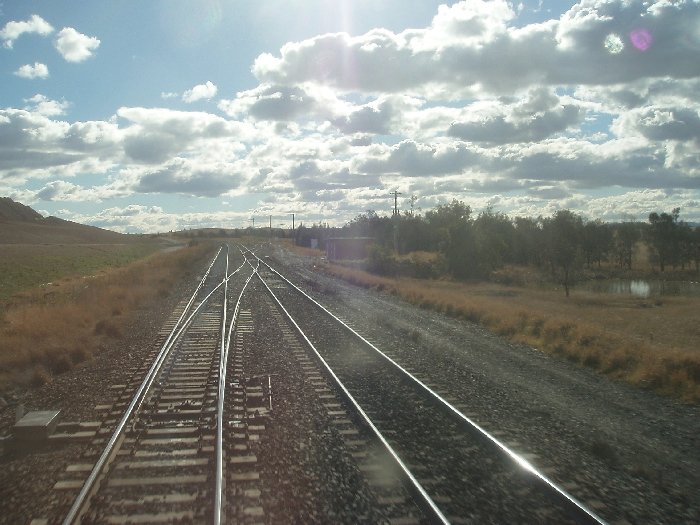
<box><xmin>46</xmin><ymin>243</ymin><xmax>609</xmax><ymax>524</ymax></box>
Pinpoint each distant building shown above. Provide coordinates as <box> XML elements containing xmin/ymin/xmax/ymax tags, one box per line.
<box><xmin>325</xmin><ymin>237</ymin><xmax>375</xmax><ymax>261</ymax></box>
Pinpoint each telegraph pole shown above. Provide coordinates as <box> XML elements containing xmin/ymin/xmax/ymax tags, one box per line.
<box><xmin>390</xmin><ymin>190</ymin><xmax>402</xmax><ymax>216</ymax></box>
<box><xmin>390</xmin><ymin>190</ymin><xmax>402</xmax><ymax>253</ymax></box>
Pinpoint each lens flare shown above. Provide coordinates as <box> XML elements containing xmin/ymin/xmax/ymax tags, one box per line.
<box><xmin>604</xmin><ymin>33</ymin><xmax>624</xmax><ymax>54</ymax></box>
<box><xmin>630</xmin><ymin>28</ymin><xmax>653</xmax><ymax>51</ymax></box>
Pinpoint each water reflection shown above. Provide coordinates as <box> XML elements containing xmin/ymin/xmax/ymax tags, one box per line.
<box><xmin>613</xmin><ymin>280</ymin><xmax>650</xmax><ymax>297</ymax></box>
<box><xmin>582</xmin><ymin>279</ymin><xmax>700</xmax><ymax>298</ymax></box>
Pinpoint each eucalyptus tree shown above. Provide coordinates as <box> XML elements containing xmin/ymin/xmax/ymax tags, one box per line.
<box><xmin>647</xmin><ymin>208</ymin><xmax>681</xmax><ymax>272</ymax></box>
<box><xmin>613</xmin><ymin>222</ymin><xmax>640</xmax><ymax>270</ymax></box>
<box><xmin>473</xmin><ymin>208</ymin><xmax>515</xmax><ymax>275</ymax></box>
<box><xmin>543</xmin><ymin>210</ymin><xmax>585</xmax><ymax>297</ymax></box>
<box><xmin>425</xmin><ymin>200</ymin><xmax>475</xmax><ymax>278</ymax></box>
<box><xmin>582</xmin><ymin>219</ymin><xmax>613</xmax><ymax>268</ymax></box>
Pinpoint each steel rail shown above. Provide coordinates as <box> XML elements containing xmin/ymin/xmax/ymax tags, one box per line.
<box><xmin>215</xmin><ymin>257</ymin><xmax>259</xmax><ymax>525</ymax></box>
<box><xmin>248</xmin><ymin>248</ymin><xmax>608</xmax><ymax>525</ymax></box>
<box><xmin>250</xmin><ymin>256</ymin><xmax>450</xmax><ymax>525</ymax></box>
<box><xmin>214</xmin><ymin>244</ymin><xmax>230</xmax><ymax>525</ymax></box>
<box><xmin>63</xmin><ymin>246</ymin><xmax>226</xmax><ymax>525</ymax></box>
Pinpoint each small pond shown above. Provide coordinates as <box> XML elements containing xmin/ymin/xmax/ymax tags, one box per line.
<box><xmin>580</xmin><ymin>279</ymin><xmax>700</xmax><ymax>298</ymax></box>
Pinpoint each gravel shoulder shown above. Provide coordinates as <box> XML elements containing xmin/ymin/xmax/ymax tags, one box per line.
<box><xmin>272</xmin><ymin>245</ymin><xmax>700</xmax><ymax>525</ymax></box>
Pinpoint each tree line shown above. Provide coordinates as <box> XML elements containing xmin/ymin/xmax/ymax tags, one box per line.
<box><xmin>295</xmin><ymin>202</ymin><xmax>700</xmax><ymax>296</ymax></box>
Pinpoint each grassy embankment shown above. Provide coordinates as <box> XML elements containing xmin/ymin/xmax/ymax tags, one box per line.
<box><xmin>0</xmin><ymin>243</ymin><xmax>159</xmax><ymax>302</ymax></box>
<box><xmin>0</xmin><ymin>242</ymin><xmax>214</xmax><ymax>391</ymax></box>
<box><xmin>290</xmin><ymin>245</ymin><xmax>699</xmax><ymax>403</ymax></box>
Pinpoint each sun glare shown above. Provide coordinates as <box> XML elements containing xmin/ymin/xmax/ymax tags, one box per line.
<box><xmin>604</xmin><ymin>33</ymin><xmax>624</xmax><ymax>54</ymax></box>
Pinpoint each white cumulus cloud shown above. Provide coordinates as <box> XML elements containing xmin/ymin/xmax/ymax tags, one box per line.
<box><xmin>14</xmin><ymin>62</ymin><xmax>49</xmax><ymax>79</ymax></box>
<box><xmin>447</xmin><ymin>88</ymin><xmax>585</xmax><ymax>144</ymax></box>
<box><xmin>24</xmin><ymin>94</ymin><xmax>69</xmax><ymax>116</ymax></box>
<box><xmin>219</xmin><ymin>83</ymin><xmax>344</xmax><ymax>122</ymax></box>
<box><xmin>182</xmin><ymin>81</ymin><xmax>218</xmax><ymax>103</ymax></box>
<box><xmin>54</xmin><ymin>27</ymin><xmax>100</xmax><ymax>62</ymax></box>
<box><xmin>1</xmin><ymin>14</ymin><xmax>54</xmax><ymax>48</ymax></box>
<box><xmin>253</xmin><ymin>0</ymin><xmax>700</xmax><ymax>97</ymax></box>
<box><xmin>117</xmin><ymin>106</ymin><xmax>246</xmax><ymax>164</ymax></box>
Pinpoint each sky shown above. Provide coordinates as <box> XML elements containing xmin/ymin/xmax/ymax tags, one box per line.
<box><xmin>1</xmin><ymin>0</ymin><xmax>700</xmax><ymax>232</ymax></box>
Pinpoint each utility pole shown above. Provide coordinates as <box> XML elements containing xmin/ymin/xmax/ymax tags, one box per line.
<box><xmin>409</xmin><ymin>195</ymin><xmax>418</xmax><ymax>216</ymax></box>
<box><xmin>390</xmin><ymin>190</ymin><xmax>402</xmax><ymax>253</ymax></box>
<box><xmin>390</xmin><ymin>190</ymin><xmax>402</xmax><ymax>216</ymax></box>
<box><xmin>292</xmin><ymin>213</ymin><xmax>295</xmax><ymax>231</ymax></box>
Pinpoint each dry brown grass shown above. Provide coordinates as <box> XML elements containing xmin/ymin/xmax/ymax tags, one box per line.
<box><xmin>319</xmin><ymin>263</ymin><xmax>700</xmax><ymax>403</ymax></box>
<box><xmin>282</xmin><ymin>240</ymin><xmax>325</xmax><ymax>258</ymax></box>
<box><xmin>0</xmin><ymin>243</ymin><xmax>213</xmax><ymax>391</ymax></box>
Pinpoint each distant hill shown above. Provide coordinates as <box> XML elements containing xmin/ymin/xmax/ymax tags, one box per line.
<box><xmin>0</xmin><ymin>198</ymin><xmax>128</xmax><ymax>244</ymax></box>
<box><xmin>0</xmin><ymin>197</ymin><xmax>44</xmax><ymax>222</ymax></box>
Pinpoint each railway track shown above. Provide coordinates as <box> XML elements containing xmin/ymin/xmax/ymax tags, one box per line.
<box><xmin>58</xmin><ymin>246</ymin><xmax>254</xmax><ymax>524</ymax></box>
<box><xmin>220</xmin><ymin>268</ymin><xmax>424</xmax><ymax>523</ymax></box>
<box><xmin>246</xmin><ymin>247</ymin><xmax>608</xmax><ymax>525</ymax></box>
<box><xmin>50</xmin><ymin>243</ymin><xmax>609</xmax><ymax>524</ymax></box>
